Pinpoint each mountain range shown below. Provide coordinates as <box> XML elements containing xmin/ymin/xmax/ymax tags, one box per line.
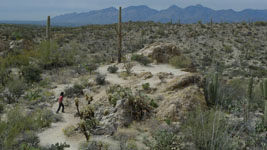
<box><xmin>1</xmin><ymin>5</ymin><xmax>267</xmax><ymax>26</ymax></box>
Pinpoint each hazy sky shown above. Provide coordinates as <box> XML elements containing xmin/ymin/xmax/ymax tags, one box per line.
<box><xmin>1</xmin><ymin>0</ymin><xmax>267</xmax><ymax>20</ymax></box>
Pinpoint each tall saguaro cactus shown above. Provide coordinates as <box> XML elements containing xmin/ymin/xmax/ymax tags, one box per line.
<box><xmin>248</xmin><ymin>77</ymin><xmax>254</xmax><ymax>105</ymax></box>
<box><xmin>117</xmin><ymin>7</ymin><xmax>122</xmax><ymax>63</ymax></box>
<box><xmin>46</xmin><ymin>16</ymin><xmax>51</xmax><ymax>41</ymax></box>
<box><xmin>261</xmin><ymin>79</ymin><xmax>267</xmax><ymax>126</ymax></box>
<box><xmin>207</xmin><ymin>72</ymin><xmax>219</xmax><ymax>104</ymax></box>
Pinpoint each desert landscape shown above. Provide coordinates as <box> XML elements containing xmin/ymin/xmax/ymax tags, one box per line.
<box><xmin>0</xmin><ymin>4</ymin><xmax>267</xmax><ymax>150</ymax></box>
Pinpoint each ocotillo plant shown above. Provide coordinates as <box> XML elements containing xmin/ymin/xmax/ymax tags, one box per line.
<box><xmin>261</xmin><ymin>79</ymin><xmax>267</xmax><ymax>126</ymax></box>
<box><xmin>207</xmin><ymin>72</ymin><xmax>219</xmax><ymax>104</ymax></box>
<box><xmin>46</xmin><ymin>16</ymin><xmax>51</xmax><ymax>41</ymax></box>
<box><xmin>117</xmin><ymin>7</ymin><xmax>122</xmax><ymax>63</ymax></box>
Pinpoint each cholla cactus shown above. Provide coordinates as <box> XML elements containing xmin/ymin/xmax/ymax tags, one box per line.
<box><xmin>75</xmin><ymin>98</ymin><xmax>80</xmax><ymax>117</ymax></box>
<box><xmin>79</xmin><ymin>121</ymin><xmax>90</xmax><ymax>141</ymax></box>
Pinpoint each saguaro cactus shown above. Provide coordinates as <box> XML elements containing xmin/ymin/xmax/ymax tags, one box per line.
<box><xmin>117</xmin><ymin>7</ymin><xmax>122</xmax><ymax>63</ymax></box>
<box><xmin>261</xmin><ymin>79</ymin><xmax>267</xmax><ymax>126</ymax></box>
<box><xmin>210</xmin><ymin>17</ymin><xmax>213</xmax><ymax>25</ymax></box>
<box><xmin>207</xmin><ymin>72</ymin><xmax>219</xmax><ymax>104</ymax></box>
<box><xmin>248</xmin><ymin>77</ymin><xmax>254</xmax><ymax>103</ymax></box>
<box><xmin>46</xmin><ymin>16</ymin><xmax>51</xmax><ymax>41</ymax></box>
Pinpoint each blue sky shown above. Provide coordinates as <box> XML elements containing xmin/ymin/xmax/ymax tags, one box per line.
<box><xmin>1</xmin><ymin>0</ymin><xmax>267</xmax><ymax>20</ymax></box>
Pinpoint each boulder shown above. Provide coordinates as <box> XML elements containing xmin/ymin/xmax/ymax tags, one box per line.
<box><xmin>165</xmin><ymin>73</ymin><xmax>204</xmax><ymax>91</ymax></box>
<box><xmin>156</xmin><ymin>73</ymin><xmax>207</xmax><ymax>121</ymax></box>
<box><xmin>137</xmin><ymin>72</ymin><xmax>153</xmax><ymax>80</ymax></box>
<box><xmin>137</xmin><ymin>42</ymin><xmax>181</xmax><ymax>63</ymax></box>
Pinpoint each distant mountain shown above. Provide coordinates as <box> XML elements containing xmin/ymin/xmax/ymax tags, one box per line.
<box><xmin>1</xmin><ymin>5</ymin><xmax>267</xmax><ymax>26</ymax></box>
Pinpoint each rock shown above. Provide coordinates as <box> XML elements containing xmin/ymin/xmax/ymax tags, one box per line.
<box><xmin>137</xmin><ymin>72</ymin><xmax>153</xmax><ymax>80</ymax></box>
<box><xmin>157</xmin><ymin>85</ymin><xmax>207</xmax><ymax>121</ymax></box>
<box><xmin>165</xmin><ymin>73</ymin><xmax>204</xmax><ymax>91</ymax></box>
<box><xmin>137</xmin><ymin>42</ymin><xmax>181</xmax><ymax>63</ymax></box>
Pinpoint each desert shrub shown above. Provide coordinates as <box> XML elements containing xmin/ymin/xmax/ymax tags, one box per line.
<box><xmin>24</xmin><ymin>89</ymin><xmax>42</xmax><ymax>101</ymax></box>
<box><xmin>169</xmin><ymin>55</ymin><xmax>192</xmax><ymax>68</ymax></box>
<box><xmin>84</xmin><ymin>63</ymin><xmax>98</xmax><ymax>74</ymax></box>
<box><xmin>7</xmin><ymin>79</ymin><xmax>27</xmax><ymax>103</ymax></box>
<box><xmin>149</xmin><ymin>99</ymin><xmax>158</xmax><ymax>108</ymax></box>
<box><xmin>0</xmin><ymin>107</ymin><xmax>56</xmax><ymax>149</ymax></box>
<box><xmin>95</xmin><ymin>74</ymin><xmax>106</xmax><ymax>85</ymax></box>
<box><xmin>182</xmin><ymin>108</ymin><xmax>237</xmax><ymax>150</ymax></box>
<box><xmin>44</xmin><ymin>143</ymin><xmax>70</xmax><ymax>150</ymax></box>
<box><xmin>107</xmin><ymin>65</ymin><xmax>118</xmax><ymax>73</ymax></box>
<box><xmin>107</xmin><ymin>85</ymin><xmax>152</xmax><ymax>120</ymax></box>
<box><xmin>64</xmin><ymin>84</ymin><xmax>84</xmax><ymax>98</ymax></box>
<box><xmin>142</xmin><ymin>83</ymin><xmax>150</xmax><ymax>91</ymax></box>
<box><xmin>63</xmin><ymin>125</ymin><xmax>76</xmax><ymax>137</ymax></box>
<box><xmin>37</xmin><ymin>41</ymin><xmax>76</xmax><ymax>69</ymax></box>
<box><xmin>131</xmin><ymin>54</ymin><xmax>151</xmax><ymax>65</ymax></box>
<box><xmin>79</xmin><ymin>141</ymin><xmax>109</xmax><ymax>150</ymax></box>
<box><xmin>254</xmin><ymin>21</ymin><xmax>267</xmax><ymax>26</ymax></box>
<box><xmin>147</xmin><ymin>130</ymin><xmax>185</xmax><ymax>150</ymax></box>
<box><xmin>123</xmin><ymin>61</ymin><xmax>134</xmax><ymax>74</ymax></box>
<box><xmin>22</xmin><ymin>65</ymin><xmax>42</xmax><ymax>83</ymax></box>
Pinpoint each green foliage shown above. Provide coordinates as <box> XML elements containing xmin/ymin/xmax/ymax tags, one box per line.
<box><xmin>79</xmin><ymin>141</ymin><xmax>109</xmax><ymax>150</ymax></box>
<box><xmin>7</xmin><ymin>79</ymin><xmax>27</xmax><ymax>103</ymax></box>
<box><xmin>63</xmin><ymin>125</ymin><xmax>76</xmax><ymax>137</ymax></box>
<box><xmin>169</xmin><ymin>55</ymin><xmax>192</xmax><ymax>68</ymax></box>
<box><xmin>22</xmin><ymin>65</ymin><xmax>42</xmax><ymax>83</ymax></box>
<box><xmin>84</xmin><ymin>63</ymin><xmax>98</xmax><ymax>74</ymax></box>
<box><xmin>182</xmin><ymin>108</ymin><xmax>236</xmax><ymax>150</ymax></box>
<box><xmin>95</xmin><ymin>74</ymin><xmax>106</xmax><ymax>85</ymax></box>
<box><xmin>149</xmin><ymin>99</ymin><xmax>158</xmax><ymax>108</ymax></box>
<box><xmin>123</xmin><ymin>61</ymin><xmax>134</xmax><ymax>75</ymax></box>
<box><xmin>46</xmin><ymin>143</ymin><xmax>70</xmax><ymax>150</ymax></box>
<box><xmin>25</xmin><ymin>89</ymin><xmax>42</xmax><ymax>101</ymax></box>
<box><xmin>107</xmin><ymin>85</ymin><xmax>152</xmax><ymax>120</ymax></box>
<box><xmin>254</xmin><ymin>21</ymin><xmax>267</xmax><ymax>26</ymax></box>
<box><xmin>142</xmin><ymin>83</ymin><xmax>150</xmax><ymax>91</ymax></box>
<box><xmin>107</xmin><ymin>65</ymin><xmax>118</xmax><ymax>73</ymax></box>
<box><xmin>64</xmin><ymin>84</ymin><xmax>84</xmax><ymax>98</ymax></box>
<box><xmin>0</xmin><ymin>59</ymin><xmax>10</xmax><ymax>86</ymax></box>
<box><xmin>0</xmin><ymin>107</ymin><xmax>56</xmax><ymax>149</ymax></box>
<box><xmin>147</xmin><ymin>130</ymin><xmax>183</xmax><ymax>150</ymax></box>
<box><xmin>131</xmin><ymin>54</ymin><xmax>151</xmax><ymax>66</ymax></box>
<box><xmin>37</xmin><ymin>41</ymin><xmax>76</xmax><ymax>69</ymax></box>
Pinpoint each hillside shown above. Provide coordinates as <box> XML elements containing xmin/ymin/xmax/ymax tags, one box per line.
<box><xmin>0</xmin><ymin>22</ymin><xmax>267</xmax><ymax>149</ymax></box>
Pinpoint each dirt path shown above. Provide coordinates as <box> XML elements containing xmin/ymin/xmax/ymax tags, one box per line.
<box><xmin>38</xmin><ymin>63</ymin><xmax>188</xmax><ymax>150</ymax></box>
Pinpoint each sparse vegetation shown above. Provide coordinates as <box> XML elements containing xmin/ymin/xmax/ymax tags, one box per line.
<box><xmin>169</xmin><ymin>55</ymin><xmax>192</xmax><ymax>68</ymax></box>
<box><xmin>107</xmin><ymin>65</ymin><xmax>118</xmax><ymax>73</ymax></box>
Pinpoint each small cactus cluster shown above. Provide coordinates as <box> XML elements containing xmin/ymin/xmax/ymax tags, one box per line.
<box><xmin>117</xmin><ymin>7</ymin><xmax>122</xmax><ymax>63</ymax></box>
<box><xmin>107</xmin><ymin>84</ymin><xmax>153</xmax><ymax>120</ymax></box>
<box><xmin>207</xmin><ymin>72</ymin><xmax>219</xmax><ymax>104</ymax></box>
<box><xmin>261</xmin><ymin>79</ymin><xmax>267</xmax><ymax>126</ymax></box>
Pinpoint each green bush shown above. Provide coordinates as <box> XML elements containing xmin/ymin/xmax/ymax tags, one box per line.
<box><xmin>0</xmin><ymin>107</ymin><xmax>56</xmax><ymax>149</ymax></box>
<box><xmin>22</xmin><ymin>65</ymin><xmax>42</xmax><ymax>83</ymax></box>
<box><xmin>131</xmin><ymin>54</ymin><xmax>151</xmax><ymax>66</ymax></box>
<box><xmin>107</xmin><ymin>85</ymin><xmax>152</xmax><ymax>120</ymax></box>
<box><xmin>182</xmin><ymin>108</ymin><xmax>237</xmax><ymax>150</ymax></box>
<box><xmin>169</xmin><ymin>55</ymin><xmax>192</xmax><ymax>68</ymax></box>
<box><xmin>95</xmin><ymin>74</ymin><xmax>106</xmax><ymax>85</ymax></box>
<box><xmin>7</xmin><ymin>79</ymin><xmax>27</xmax><ymax>103</ymax></box>
<box><xmin>84</xmin><ymin>63</ymin><xmax>98</xmax><ymax>74</ymax></box>
<box><xmin>107</xmin><ymin>65</ymin><xmax>118</xmax><ymax>73</ymax></box>
<box><xmin>142</xmin><ymin>83</ymin><xmax>150</xmax><ymax>91</ymax></box>
<box><xmin>147</xmin><ymin>130</ymin><xmax>183</xmax><ymax>150</ymax></box>
<box><xmin>65</xmin><ymin>84</ymin><xmax>84</xmax><ymax>98</ymax></box>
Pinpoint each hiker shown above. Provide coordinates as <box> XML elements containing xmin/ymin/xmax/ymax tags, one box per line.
<box><xmin>56</xmin><ymin>92</ymin><xmax>65</xmax><ymax>113</ymax></box>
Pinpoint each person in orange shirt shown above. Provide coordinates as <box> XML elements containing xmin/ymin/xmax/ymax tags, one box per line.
<box><xmin>56</xmin><ymin>92</ymin><xmax>65</xmax><ymax>113</ymax></box>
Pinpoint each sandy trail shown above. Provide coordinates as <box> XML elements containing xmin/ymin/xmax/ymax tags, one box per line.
<box><xmin>38</xmin><ymin>63</ymin><xmax>187</xmax><ymax>150</ymax></box>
